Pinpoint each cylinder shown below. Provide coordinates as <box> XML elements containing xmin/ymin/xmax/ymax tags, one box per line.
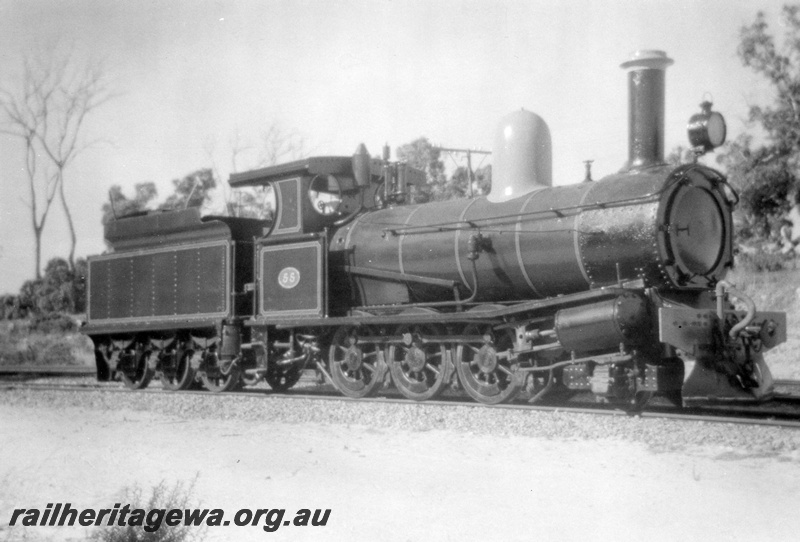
<box><xmin>554</xmin><ymin>292</ymin><xmax>651</xmax><ymax>353</ymax></box>
<box><xmin>620</xmin><ymin>50</ymin><xmax>673</xmax><ymax>171</ymax></box>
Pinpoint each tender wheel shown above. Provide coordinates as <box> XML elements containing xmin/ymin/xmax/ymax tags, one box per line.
<box><xmin>161</xmin><ymin>350</ymin><xmax>195</xmax><ymax>391</ymax></box>
<box><xmin>265</xmin><ymin>364</ymin><xmax>303</xmax><ymax>392</ymax></box>
<box><xmin>388</xmin><ymin>325</ymin><xmax>449</xmax><ymax>401</ymax></box>
<box><xmin>119</xmin><ymin>349</ymin><xmax>153</xmax><ymax>390</ymax></box>
<box><xmin>200</xmin><ymin>353</ymin><xmax>242</xmax><ymax>392</ymax></box>
<box><xmin>455</xmin><ymin>325</ymin><xmax>523</xmax><ymax>404</ymax></box>
<box><xmin>328</xmin><ymin>326</ymin><xmax>385</xmax><ymax>398</ymax></box>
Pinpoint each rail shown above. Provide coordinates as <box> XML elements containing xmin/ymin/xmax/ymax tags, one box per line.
<box><xmin>0</xmin><ymin>365</ymin><xmax>95</xmax><ymax>376</ymax></box>
<box><xmin>3</xmin><ymin>373</ymin><xmax>800</xmax><ymax>430</ymax></box>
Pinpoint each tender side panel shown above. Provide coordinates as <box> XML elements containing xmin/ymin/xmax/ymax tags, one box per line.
<box><xmin>88</xmin><ymin>241</ymin><xmax>231</xmax><ymax>327</ymax></box>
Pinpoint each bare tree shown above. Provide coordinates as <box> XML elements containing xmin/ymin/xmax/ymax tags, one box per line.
<box><xmin>1</xmin><ymin>56</ymin><xmax>61</xmax><ymax>279</ymax></box>
<box><xmin>0</xmin><ymin>49</ymin><xmax>114</xmax><ymax>273</ymax></box>
<box><xmin>1</xmin><ymin>115</ymin><xmax>58</xmax><ymax>279</ymax></box>
<box><xmin>204</xmin><ymin>123</ymin><xmax>309</xmax><ymax>219</ymax></box>
<box><xmin>204</xmin><ymin>129</ymin><xmax>252</xmax><ymax>217</ymax></box>
<box><xmin>257</xmin><ymin>124</ymin><xmax>308</xmax><ymax>168</ymax></box>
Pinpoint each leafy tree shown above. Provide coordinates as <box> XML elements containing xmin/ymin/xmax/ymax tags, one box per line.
<box><xmin>11</xmin><ymin>257</ymin><xmax>87</xmax><ymax>317</ymax></box>
<box><xmin>396</xmin><ymin>138</ymin><xmax>492</xmax><ymax>202</ymax></box>
<box><xmin>474</xmin><ymin>164</ymin><xmax>492</xmax><ymax>195</ymax></box>
<box><xmin>717</xmin><ymin>4</ymin><xmax>800</xmax><ymax>239</ymax></box>
<box><xmin>101</xmin><ymin>170</ymin><xmax>218</xmax><ymax>226</ymax></box>
<box><xmin>396</xmin><ymin>138</ymin><xmax>447</xmax><ymax>202</ymax></box>
<box><xmin>35</xmin><ymin>258</ymin><xmax>76</xmax><ymax>314</ymax></box>
<box><xmin>447</xmin><ymin>166</ymin><xmax>472</xmax><ymax>199</ymax></box>
<box><xmin>0</xmin><ymin>295</ymin><xmax>18</xmax><ymax>320</ymax></box>
<box><xmin>101</xmin><ymin>182</ymin><xmax>158</xmax><ymax>225</ymax></box>
<box><xmin>227</xmin><ymin>188</ymin><xmax>275</xmax><ymax>220</ymax></box>
<box><xmin>14</xmin><ymin>280</ymin><xmax>37</xmax><ymax>319</ymax></box>
<box><xmin>158</xmin><ymin>168</ymin><xmax>217</xmax><ymax>211</ymax></box>
<box><xmin>717</xmin><ymin>135</ymin><xmax>796</xmax><ymax>239</ymax></box>
<box><xmin>666</xmin><ymin>145</ymin><xmax>696</xmax><ymax>166</ymax></box>
<box><xmin>448</xmin><ymin>164</ymin><xmax>492</xmax><ymax>198</ymax></box>
<box><xmin>738</xmin><ymin>5</ymin><xmax>800</xmax><ymax>153</ymax></box>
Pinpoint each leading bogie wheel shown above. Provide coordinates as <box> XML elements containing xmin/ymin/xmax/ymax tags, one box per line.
<box><xmin>455</xmin><ymin>325</ymin><xmax>523</xmax><ymax>404</ymax></box>
<box><xmin>328</xmin><ymin>326</ymin><xmax>385</xmax><ymax>398</ymax></box>
<box><xmin>265</xmin><ymin>364</ymin><xmax>303</xmax><ymax>392</ymax></box>
<box><xmin>388</xmin><ymin>325</ymin><xmax>449</xmax><ymax>401</ymax></box>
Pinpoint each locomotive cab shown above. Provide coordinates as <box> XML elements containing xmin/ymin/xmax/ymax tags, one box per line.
<box><xmin>230</xmin><ymin>157</ymin><xmax>364</xmax><ymax>237</ymax></box>
<box><xmin>230</xmin><ymin>154</ymin><xmax>420</xmax><ymax>320</ymax></box>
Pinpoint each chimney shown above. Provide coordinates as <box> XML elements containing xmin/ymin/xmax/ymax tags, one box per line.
<box><xmin>620</xmin><ymin>50</ymin><xmax>673</xmax><ymax>171</ymax></box>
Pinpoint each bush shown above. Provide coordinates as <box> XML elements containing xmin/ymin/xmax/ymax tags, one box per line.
<box><xmin>6</xmin><ymin>257</ymin><xmax>87</xmax><ymax>319</ymax></box>
<box><xmin>88</xmin><ymin>479</ymin><xmax>204</xmax><ymax>542</ymax></box>
<box><xmin>736</xmin><ymin>251</ymin><xmax>791</xmax><ymax>273</ymax></box>
<box><xmin>0</xmin><ymin>319</ymin><xmax>94</xmax><ymax>367</ymax></box>
<box><xmin>33</xmin><ymin>258</ymin><xmax>87</xmax><ymax>314</ymax></box>
<box><xmin>736</xmin><ymin>250</ymin><xmax>790</xmax><ymax>273</ymax></box>
<box><xmin>0</xmin><ymin>295</ymin><xmax>19</xmax><ymax>320</ymax></box>
<box><xmin>28</xmin><ymin>313</ymin><xmax>79</xmax><ymax>333</ymax></box>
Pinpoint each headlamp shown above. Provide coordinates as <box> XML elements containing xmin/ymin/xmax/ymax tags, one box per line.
<box><xmin>688</xmin><ymin>100</ymin><xmax>726</xmax><ymax>153</ymax></box>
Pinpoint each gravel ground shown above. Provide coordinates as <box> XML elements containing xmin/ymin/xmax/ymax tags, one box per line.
<box><xmin>2</xmin><ymin>388</ymin><xmax>800</xmax><ymax>542</ymax></box>
<box><xmin>2</xmin><ymin>387</ymin><xmax>800</xmax><ymax>457</ymax></box>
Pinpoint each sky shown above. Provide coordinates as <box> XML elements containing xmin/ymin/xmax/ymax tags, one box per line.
<box><xmin>0</xmin><ymin>0</ymin><xmax>785</xmax><ymax>294</ymax></box>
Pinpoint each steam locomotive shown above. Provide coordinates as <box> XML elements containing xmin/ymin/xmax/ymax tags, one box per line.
<box><xmin>83</xmin><ymin>50</ymin><xmax>787</xmax><ymax>407</ymax></box>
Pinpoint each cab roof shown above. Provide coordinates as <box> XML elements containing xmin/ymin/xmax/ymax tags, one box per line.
<box><xmin>228</xmin><ymin>156</ymin><xmax>355</xmax><ymax>188</ymax></box>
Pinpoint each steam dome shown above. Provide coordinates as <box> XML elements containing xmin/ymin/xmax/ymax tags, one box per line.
<box><xmin>488</xmin><ymin>109</ymin><xmax>552</xmax><ymax>203</ymax></box>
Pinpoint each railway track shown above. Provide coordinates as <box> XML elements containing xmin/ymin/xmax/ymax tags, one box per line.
<box><xmin>3</xmin><ymin>365</ymin><xmax>800</xmax><ymax>429</ymax></box>
<box><xmin>775</xmin><ymin>379</ymin><xmax>800</xmax><ymax>390</ymax></box>
<box><xmin>0</xmin><ymin>365</ymin><xmax>96</xmax><ymax>376</ymax></box>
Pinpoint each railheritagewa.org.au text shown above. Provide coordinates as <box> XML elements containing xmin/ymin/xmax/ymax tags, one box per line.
<box><xmin>8</xmin><ymin>503</ymin><xmax>331</xmax><ymax>533</ymax></box>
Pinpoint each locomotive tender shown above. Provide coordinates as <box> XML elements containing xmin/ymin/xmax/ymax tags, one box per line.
<box><xmin>84</xmin><ymin>50</ymin><xmax>787</xmax><ymax>406</ymax></box>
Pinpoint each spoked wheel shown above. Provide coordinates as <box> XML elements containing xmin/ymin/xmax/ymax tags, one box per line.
<box><xmin>455</xmin><ymin>325</ymin><xmax>523</xmax><ymax>404</ymax></box>
<box><xmin>265</xmin><ymin>364</ymin><xmax>303</xmax><ymax>392</ymax></box>
<box><xmin>200</xmin><ymin>353</ymin><xmax>242</xmax><ymax>393</ymax></box>
<box><xmin>119</xmin><ymin>349</ymin><xmax>153</xmax><ymax>390</ymax></box>
<box><xmin>388</xmin><ymin>325</ymin><xmax>449</xmax><ymax>401</ymax></box>
<box><xmin>328</xmin><ymin>326</ymin><xmax>386</xmax><ymax>398</ymax></box>
<box><xmin>161</xmin><ymin>350</ymin><xmax>196</xmax><ymax>391</ymax></box>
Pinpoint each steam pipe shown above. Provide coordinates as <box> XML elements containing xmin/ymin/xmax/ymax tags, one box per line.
<box><xmin>715</xmin><ymin>280</ymin><xmax>757</xmax><ymax>339</ymax></box>
<box><xmin>359</xmin><ymin>256</ymin><xmax>481</xmax><ymax>311</ymax></box>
